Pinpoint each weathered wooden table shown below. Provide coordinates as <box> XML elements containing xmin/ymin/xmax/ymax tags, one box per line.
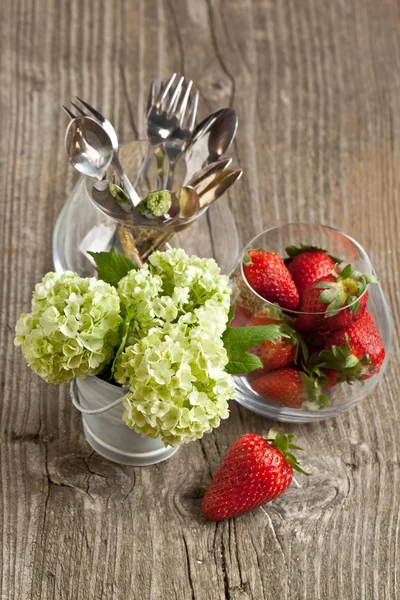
<box><xmin>1</xmin><ymin>1</ymin><xmax>399</xmax><ymax>598</ymax></box>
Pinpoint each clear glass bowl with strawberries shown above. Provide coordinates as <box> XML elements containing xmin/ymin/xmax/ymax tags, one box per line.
<box><xmin>229</xmin><ymin>223</ymin><xmax>392</xmax><ymax>423</ymax></box>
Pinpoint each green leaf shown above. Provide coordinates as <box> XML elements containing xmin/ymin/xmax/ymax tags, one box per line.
<box><xmin>242</xmin><ymin>254</ymin><xmax>252</xmax><ymax>266</ymax></box>
<box><xmin>226</xmin><ymin>308</ymin><xmax>235</xmax><ymax>327</ymax></box>
<box><xmin>88</xmin><ymin>248</ymin><xmax>138</xmax><ymax>287</ymax></box>
<box><xmin>111</xmin><ymin>307</ymin><xmax>135</xmax><ymax>374</ymax></box>
<box><xmin>225</xmin><ymin>353</ymin><xmax>263</xmax><ymax>375</ymax></box>
<box><xmin>223</xmin><ymin>324</ymin><xmax>282</xmax><ymax>353</ymax></box>
<box><xmin>223</xmin><ymin>323</ymin><xmax>282</xmax><ymax>375</ymax></box>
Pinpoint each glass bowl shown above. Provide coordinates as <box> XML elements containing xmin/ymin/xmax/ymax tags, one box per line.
<box><xmin>229</xmin><ymin>223</ymin><xmax>392</xmax><ymax>422</ymax></box>
<box><xmin>52</xmin><ymin>140</ymin><xmax>239</xmax><ymax>276</ymax></box>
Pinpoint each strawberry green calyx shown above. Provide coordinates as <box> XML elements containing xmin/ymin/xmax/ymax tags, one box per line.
<box><xmin>316</xmin><ymin>344</ymin><xmax>370</xmax><ymax>384</ymax></box>
<box><xmin>266</xmin><ymin>429</ymin><xmax>310</xmax><ymax>475</ymax></box>
<box><xmin>315</xmin><ymin>264</ymin><xmax>378</xmax><ymax>316</ymax></box>
<box><xmin>284</xmin><ymin>243</ymin><xmax>342</xmax><ymax>264</ymax></box>
<box><xmin>299</xmin><ymin>371</ymin><xmax>330</xmax><ymax>410</ymax></box>
<box><xmin>242</xmin><ymin>254</ymin><xmax>253</xmax><ymax>266</ymax></box>
<box><xmin>280</xmin><ymin>322</ymin><xmax>309</xmax><ymax>363</ymax></box>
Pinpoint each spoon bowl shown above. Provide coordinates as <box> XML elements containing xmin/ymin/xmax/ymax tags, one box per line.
<box><xmin>65</xmin><ymin>116</ymin><xmax>114</xmax><ymax>180</ymax></box>
<box><xmin>199</xmin><ymin>169</ymin><xmax>243</xmax><ymax>208</ymax></box>
<box><xmin>184</xmin><ymin>108</ymin><xmax>238</xmax><ymax>182</ymax></box>
<box><xmin>188</xmin><ymin>158</ymin><xmax>232</xmax><ymax>193</ymax></box>
<box><xmin>88</xmin><ymin>180</ymin><xmax>133</xmax><ymax>223</ymax></box>
<box><xmin>175</xmin><ymin>186</ymin><xmax>199</xmax><ymax>220</ymax></box>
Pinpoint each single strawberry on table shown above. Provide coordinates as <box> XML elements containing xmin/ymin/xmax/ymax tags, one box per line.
<box><xmin>248</xmin><ymin>309</ymin><xmax>308</xmax><ymax>372</ymax></box>
<box><xmin>285</xmin><ymin>244</ymin><xmax>339</xmax><ymax>299</ymax></box>
<box><xmin>202</xmin><ymin>430</ymin><xmax>308</xmax><ymax>521</ymax></box>
<box><xmin>242</xmin><ymin>249</ymin><xmax>300</xmax><ymax>310</ymax></box>
<box><xmin>251</xmin><ymin>367</ymin><xmax>329</xmax><ymax>409</ymax></box>
<box><xmin>295</xmin><ymin>264</ymin><xmax>378</xmax><ymax>333</ymax></box>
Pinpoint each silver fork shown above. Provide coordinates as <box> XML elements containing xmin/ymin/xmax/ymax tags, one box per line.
<box><xmin>63</xmin><ymin>98</ymin><xmax>141</xmax><ymax>207</ymax></box>
<box><xmin>145</xmin><ymin>74</ymin><xmax>199</xmax><ymax>190</ymax></box>
<box><xmin>163</xmin><ymin>84</ymin><xmax>198</xmax><ymax>191</ymax></box>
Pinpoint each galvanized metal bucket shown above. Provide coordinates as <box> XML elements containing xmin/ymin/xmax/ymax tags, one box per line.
<box><xmin>71</xmin><ymin>376</ymin><xmax>178</xmax><ymax>466</ymax></box>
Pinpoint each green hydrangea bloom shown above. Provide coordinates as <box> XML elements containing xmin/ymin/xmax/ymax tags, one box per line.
<box><xmin>118</xmin><ymin>248</ymin><xmax>231</xmax><ymax>340</ymax></box>
<box><xmin>15</xmin><ymin>271</ymin><xmax>122</xmax><ymax>384</ymax></box>
<box><xmin>115</xmin><ymin>249</ymin><xmax>234</xmax><ymax>445</ymax></box>
<box><xmin>114</xmin><ymin>320</ymin><xmax>235</xmax><ymax>446</ymax></box>
<box><xmin>143</xmin><ymin>190</ymin><xmax>172</xmax><ymax>217</ymax></box>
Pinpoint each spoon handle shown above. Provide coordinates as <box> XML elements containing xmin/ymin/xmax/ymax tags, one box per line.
<box><xmin>165</xmin><ymin>159</ymin><xmax>176</xmax><ymax>192</ymax></box>
<box><xmin>112</xmin><ymin>154</ymin><xmax>141</xmax><ymax>207</ymax></box>
<box><xmin>134</xmin><ymin>146</ymin><xmax>165</xmax><ymax>191</ymax></box>
<box><xmin>154</xmin><ymin>147</ymin><xmax>165</xmax><ymax>189</ymax></box>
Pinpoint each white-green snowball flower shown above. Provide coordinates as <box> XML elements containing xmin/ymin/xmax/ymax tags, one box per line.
<box><xmin>117</xmin><ymin>248</ymin><xmax>232</xmax><ymax>342</ymax></box>
<box><xmin>114</xmin><ymin>319</ymin><xmax>235</xmax><ymax>446</ymax></box>
<box><xmin>15</xmin><ymin>271</ymin><xmax>122</xmax><ymax>384</ymax></box>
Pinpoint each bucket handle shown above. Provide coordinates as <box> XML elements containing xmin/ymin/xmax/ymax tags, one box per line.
<box><xmin>70</xmin><ymin>379</ymin><xmax>124</xmax><ymax>414</ymax></box>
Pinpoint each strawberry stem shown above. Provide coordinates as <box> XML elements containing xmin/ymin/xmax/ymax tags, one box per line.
<box><xmin>266</xmin><ymin>429</ymin><xmax>310</xmax><ymax>475</ymax></box>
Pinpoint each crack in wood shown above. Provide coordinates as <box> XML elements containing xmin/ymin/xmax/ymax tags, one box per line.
<box><xmin>119</xmin><ymin>63</ymin><xmax>139</xmax><ymax>139</ymax></box>
<box><xmin>204</xmin><ymin>0</ymin><xmax>236</xmax><ymax>107</ymax></box>
<box><xmin>220</xmin><ymin>529</ymin><xmax>231</xmax><ymax>600</ymax></box>
<box><xmin>182</xmin><ymin>534</ymin><xmax>195</xmax><ymax>600</ymax></box>
<box><xmin>165</xmin><ymin>0</ymin><xmax>185</xmax><ymax>75</ymax></box>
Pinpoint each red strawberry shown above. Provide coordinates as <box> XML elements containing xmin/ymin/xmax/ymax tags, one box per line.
<box><xmin>323</xmin><ymin>311</ymin><xmax>385</xmax><ymax>380</ymax></box>
<box><xmin>251</xmin><ymin>367</ymin><xmax>329</xmax><ymax>409</ymax></box>
<box><xmin>242</xmin><ymin>250</ymin><xmax>300</xmax><ymax>310</ymax></box>
<box><xmin>248</xmin><ymin>310</ymin><xmax>306</xmax><ymax>372</ymax></box>
<box><xmin>295</xmin><ymin>264</ymin><xmax>377</xmax><ymax>333</ymax></box>
<box><xmin>285</xmin><ymin>245</ymin><xmax>338</xmax><ymax>299</ymax></box>
<box><xmin>230</xmin><ymin>304</ymin><xmax>253</xmax><ymax>328</ymax></box>
<box><xmin>322</xmin><ymin>369</ymin><xmax>341</xmax><ymax>388</ymax></box>
<box><xmin>202</xmin><ymin>430</ymin><xmax>308</xmax><ymax>521</ymax></box>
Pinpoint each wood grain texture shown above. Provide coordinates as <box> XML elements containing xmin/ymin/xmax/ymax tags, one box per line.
<box><xmin>1</xmin><ymin>0</ymin><xmax>399</xmax><ymax>598</ymax></box>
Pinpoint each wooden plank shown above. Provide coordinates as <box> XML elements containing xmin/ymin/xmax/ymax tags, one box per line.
<box><xmin>1</xmin><ymin>0</ymin><xmax>400</xmax><ymax>598</ymax></box>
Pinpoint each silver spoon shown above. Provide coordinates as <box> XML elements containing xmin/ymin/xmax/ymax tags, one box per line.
<box><xmin>175</xmin><ymin>186</ymin><xmax>199</xmax><ymax>220</ymax></box>
<box><xmin>88</xmin><ymin>179</ymin><xmax>134</xmax><ymax>223</ymax></box>
<box><xmin>184</xmin><ymin>108</ymin><xmax>238</xmax><ymax>182</ymax></box>
<box><xmin>65</xmin><ymin>116</ymin><xmax>114</xmax><ymax>180</ymax></box>
<box><xmin>207</xmin><ymin>109</ymin><xmax>238</xmax><ymax>163</ymax></box>
<box><xmin>189</xmin><ymin>109</ymin><xmax>226</xmax><ymax>146</ymax></box>
<box><xmin>199</xmin><ymin>169</ymin><xmax>243</xmax><ymax>208</ymax></box>
<box><xmin>67</xmin><ymin>98</ymin><xmax>142</xmax><ymax>207</ymax></box>
<box><xmin>64</xmin><ymin>113</ymin><xmax>142</xmax><ymax>210</ymax></box>
<box><xmin>188</xmin><ymin>158</ymin><xmax>233</xmax><ymax>193</ymax></box>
